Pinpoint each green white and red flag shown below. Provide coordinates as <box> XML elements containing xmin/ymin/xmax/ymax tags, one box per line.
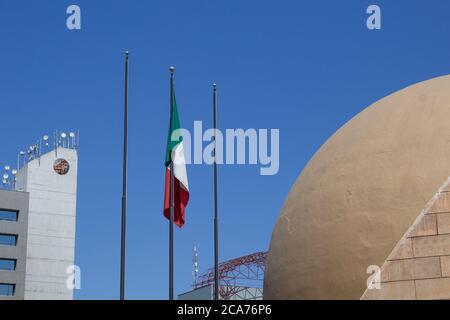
<box><xmin>163</xmin><ymin>93</ymin><xmax>189</xmax><ymax>228</ymax></box>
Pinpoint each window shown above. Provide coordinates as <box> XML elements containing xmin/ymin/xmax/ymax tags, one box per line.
<box><xmin>0</xmin><ymin>209</ymin><xmax>18</xmax><ymax>221</ymax></box>
<box><xmin>0</xmin><ymin>258</ymin><xmax>16</xmax><ymax>271</ymax></box>
<box><xmin>0</xmin><ymin>234</ymin><xmax>17</xmax><ymax>246</ymax></box>
<box><xmin>0</xmin><ymin>284</ymin><xmax>15</xmax><ymax>297</ymax></box>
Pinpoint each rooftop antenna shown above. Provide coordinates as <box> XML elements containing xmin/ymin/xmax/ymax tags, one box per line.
<box><xmin>18</xmin><ymin>151</ymin><xmax>25</xmax><ymax>170</ymax></box>
<box><xmin>11</xmin><ymin>169</ymin><xmax>17</xmax><ymax>190</ymax></box>
<box><xmin>43</xmin><ymin>135</ymin><xmax>49</xmax><ymax>148</ymax></box>
<box><xmin>54</xmin><ymin>131</ymin><xmax>58</xmax><ymax>156</ymax></box>
<box><xmin>28</xmin><ymin>144</ymin><xmax>38</xmax><ymax>161</ymax></box>
<box><xmin>192</xmin><ymin>244</ymin><xmax>199</xmax><ymax>286</ymax></box>
<box><xmin>37</xmin><ymin>139</ymin><xmax>41</xmax><ymax>165</ymax></box>
<box><xmin>2</xmin><ymin>167</ymin><xmax>9</xmax><ymax>189</ymax></box>
<box><xmin>69</xmin><ymin>132</ymin><xmax>75</xmax><ymax>149</ymax></box>
<box><xmin>61</xmin><ymin>132</ymin><xmax>67</xmax><ymax>148</ymax></box>
<box><xmin>43</xmin><ymin>134</ymin><xmax>49</xmax><ymax>160</ymax></box>
<box><xmin>2</xmin><ymin>174</ymin><xmax>8</xmax><ymax>187</ymax></box>
<box><xmin>27</xmin><ymin>146</ymin><xmax>33</xmax><ymax>161</ymax></box>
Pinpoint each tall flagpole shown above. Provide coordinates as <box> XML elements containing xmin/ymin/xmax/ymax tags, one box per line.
<box><xmin>169</xmin><ymin>66</ymin><xmax>175</xmax><ymax>300</ymax></box>
<box><xmin>213</xmin><ymin>83</ymin><xmax>220</xmax><ymax>300</ymax></box>
<box><xmin>120</xmin><ymin>51</ymin><xmax>129</xmax><ymax>300</ymax></box>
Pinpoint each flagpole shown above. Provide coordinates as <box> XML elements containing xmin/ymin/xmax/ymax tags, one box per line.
<box><xmin>213</xmin><ymin>83</ymin><xmax>219</xmax><ymax>300</ymax></box>
<box><xmin>169</xmin><ymin>66</ymin><xmax>175</xmax><ymax>301</ymax></box>
<box><xmin>120</xmin><ymin>51</ymin><xmax>129</xmax><ymax>301</ymax></box>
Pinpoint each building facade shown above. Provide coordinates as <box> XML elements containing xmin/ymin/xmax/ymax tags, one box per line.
<box><xmin>0</xmin><ymin>190</ymin><xmax>29</xmax><ymax>299</ymax></box>
<box><xmin>0</xmin><ymin>146</ymin><xmax>78</xmax><ymax>300</ymax></box>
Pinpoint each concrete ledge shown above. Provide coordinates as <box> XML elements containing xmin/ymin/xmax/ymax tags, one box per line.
<box><xmin>362</xmin><ymin>281</ymin><xmax>416</xmax><ymax>300</ymax></box>
<box><xmin>387</xmin><ymin>238</ymin><xmax>413</xmax><ymax>261</ymax></box>
<box><xmin>428</xmin><ymin>192</ymin><xmax>450</xmax><ymax>214</ymax></box>
<box><xmin>410</xmin><ymin>215</ymin><xmax>437</xmax><ymax>237</ymax></box>
<box><xmin>381</xmin><ymin>257</ymin><xmax>441</xmax><ymax>282</ymax></box>
<box><xmin>437</xmin><ymin>213</ymin><xmax>450</xmax><ymax>235</ymax></box>
<box><xmin>415</xmin><ymin>278</ymin><xmax>450</xmax><ymax>300</ymax></box>
<box><xmin>412</xmin><ymin>234</ymin><xmax>450</xmax><ymax>257</ymax></box>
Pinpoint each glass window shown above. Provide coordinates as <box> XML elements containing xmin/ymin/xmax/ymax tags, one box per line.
<box><xmin>0</xmin><ymin>209</ymin><xmax>18</xmax><ymax>221</ymax></box>
<box><xmin>0</xmin><ymin>284</ymin><xmax>15</xmax><ymax>297</ymax></box>
<box><xmin>0</xmin><ymin>234</ymin><xmax>17</xmax><ymax>246</ymax></box>
<box><xmin>0</xmin><ymin>258</ymin><xmax>16</xmax><ymax>271</ymax></box>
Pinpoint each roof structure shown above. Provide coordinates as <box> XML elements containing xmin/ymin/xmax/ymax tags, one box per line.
<box><xmin>194</xmin><ymin>251</ymin><xmax>267</xmax><ymax>300</ymax></box>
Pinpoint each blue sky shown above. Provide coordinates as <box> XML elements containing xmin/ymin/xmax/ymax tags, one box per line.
<box><xmin>0</xmin><ymin>1</ymin><xmax>449</xmax><ymax>299</ymax></box>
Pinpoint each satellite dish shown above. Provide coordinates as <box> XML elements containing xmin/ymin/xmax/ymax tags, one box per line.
<box><xmin>69</xmin><ymin>132</ymin><xmax>75</xmax><ymax>138</ymax></box>
<box><xmin>61</xmin><ymin>133</ymin><xmax>67</xmax><ymax>139</ymax></box>
<box><xmin>43</xmin><ymin>135</ymin><xmax>49</xmax><ymax>141</ymax></box>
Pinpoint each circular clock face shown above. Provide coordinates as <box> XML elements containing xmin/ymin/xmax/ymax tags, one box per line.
<box><xmin>53</xmin><ymin>159</ymin><xmax>70</xmax><ymax>175</ymax></box>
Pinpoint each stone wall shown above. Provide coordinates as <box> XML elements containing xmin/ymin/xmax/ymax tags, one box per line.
<box><xmin>362</xmin><ymin>177</ymin><xmax>450</xmax><ymax>300</ymax></box>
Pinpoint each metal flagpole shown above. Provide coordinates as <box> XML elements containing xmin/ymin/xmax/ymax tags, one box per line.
<box><xmin>120</xmin><ymin>51</ymin><xmax>129</xmax><ymax>300</ymax></box>
<box><xmin>213</xmin><ymin>83</ymin><xmax>220</xmax><ymax>300</ymax></box>
<box><xmin>169</xmin><ymin>66</ymin><xmax>175</xmax><ymax>300</ymax></box>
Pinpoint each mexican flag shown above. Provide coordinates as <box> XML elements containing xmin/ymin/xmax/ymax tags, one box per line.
<box><xmin>163</xmin><ymin>93</ymin><xmax>189</xmax><ymax>228</ymax></box>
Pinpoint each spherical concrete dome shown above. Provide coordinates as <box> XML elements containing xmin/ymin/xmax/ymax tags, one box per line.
<box><xmin>264</xmin><ymin>75</ymin><xmax>450</xmax><ymax>300</ymax></box>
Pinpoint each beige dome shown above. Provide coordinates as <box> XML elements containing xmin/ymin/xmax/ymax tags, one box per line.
<box><xmin>264</xmin><ymin>75</ymin><xmax>450</xmax><ymax>299</ymax></box>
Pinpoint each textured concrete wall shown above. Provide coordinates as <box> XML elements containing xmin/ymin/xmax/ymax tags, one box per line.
<box><xmin>362</xmin><ymin>177</ymin><xmax>450</xmax><ymax>300</ymax></box>
<box><xmin>16</xmin><ymin>147</ymin><xmax>78</xmax><ymax>300</ymax></box>
<box><xmin>0</xmin><ymin>190</ymin><xmax>29</xmax><ymax>300</ymax></box>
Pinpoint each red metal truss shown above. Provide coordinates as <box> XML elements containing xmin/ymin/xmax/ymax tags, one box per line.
<box><xmin>194</xmin><ymin>251</ymin><xmax>267</xmax><ymax>300</ymax></box>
